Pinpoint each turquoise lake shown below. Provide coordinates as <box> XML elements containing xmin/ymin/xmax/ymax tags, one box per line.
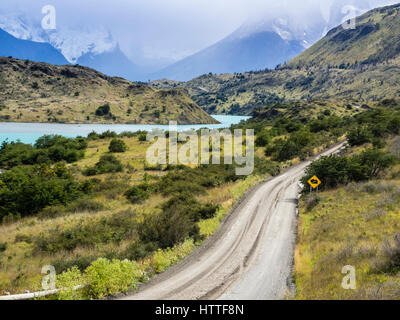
<box><xmin>0</xmin><ymin>115</ymin><xmax>250</xmax><ymax>145</ymax></box>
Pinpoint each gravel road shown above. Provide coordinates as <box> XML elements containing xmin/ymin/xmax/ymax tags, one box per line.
<box><xmin>120</xmin><ymin>142</ymin><xmax>345</xmax><ymax>300</ymax></box>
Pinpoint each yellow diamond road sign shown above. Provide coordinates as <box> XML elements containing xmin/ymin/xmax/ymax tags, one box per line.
<box><xmin>308</xmin><ymin>176</ymin><xmax>321</xmax><ymax>189</ymax></box>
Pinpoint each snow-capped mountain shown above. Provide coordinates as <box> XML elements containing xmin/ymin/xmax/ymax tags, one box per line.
<box><xmin>151</xmin><ymin>0</ymin><xmax>389</xmax><ymax>81</ymax></box>
<box><xmin>0</xmin><ymin>13</ymin><xmax>143</xmax><ymax>80</ymax></box>
<box><xmin>150</xmin><ymin>30</ymin><xmax>304</xmax><ymax>81</ymax></box>
<box><xmin>45</xmin><ymin>28</ymin><xmax>117</xmax><ymax>65</ymax></box>
<box><xmin>0</xmin><ymin>13</ymin><xmax>117</xmax><ymax>64</ymax></box>
<box><xmin>0</xmin><ymin>27</ymin><xmax>68</xmax><ymax>65</ymax></box>
<box><xmin>149</xmin><ymin>7</ymin><xmax>333</xmax><ymax>81</ymax></box>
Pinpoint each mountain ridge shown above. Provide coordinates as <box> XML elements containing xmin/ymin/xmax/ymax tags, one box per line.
<box><xmin>162</xmin><ymin>3</ymin><xmax>400</xmax><ymax>116</ymax></box>
<box><xmin>0</xmin><ymin>16</ymin><xmax>144</xmax><ymax>81</ymax></box>
<box><xmin>0</xmin><ymin>56</ymin><xmax>218</xmax><ymax>125</ymax></box>
<box><xmin>150</xmin><ymin>30</ymin><xmax>304</xmax><ymax>81</ymax></box>
<box><xmin>0</xmin><ymin>27</ymin><xmax>68</xmax><ymax>65</ymax></box>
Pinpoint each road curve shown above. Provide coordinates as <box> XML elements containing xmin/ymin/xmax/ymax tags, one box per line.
<box><xmin>120</xmin><ymin>142</ymin><xmax>345</xmax><ymax>300</ymax></box>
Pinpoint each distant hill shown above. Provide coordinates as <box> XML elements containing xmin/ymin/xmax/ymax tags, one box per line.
<box><xmin>0</xmin><ymin>56</ymin><xmax>218</xmax><ymax>125</ymax></box>
<box><xmin>151</xmin><ymin>31</ymin><xmax>304</xmax><ymax>81</ymax></box>
<box><xmin>0</xmin><ymin>27</ymin><xmax>67</xmax><ymax>65</ymax></box>
<box><xmin>170</xmin><ymin>4</ymin><xmax>400</xmax><ymax>115</ymax></box>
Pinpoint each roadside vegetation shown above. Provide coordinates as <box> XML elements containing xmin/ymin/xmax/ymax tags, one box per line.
<box><xmin>295</xmin><ymin>126</ymin><xmax>400</xmax><ymax>299</ymax></box>
<box><xmin>0</xmin><ymin>128</ymin><xmax>274</xmax><ymax>298</ymax></box>
<box><xmin>0</xmin><ymin>100</ymin><xmax>398</xmax><ymax>299</ymax></box>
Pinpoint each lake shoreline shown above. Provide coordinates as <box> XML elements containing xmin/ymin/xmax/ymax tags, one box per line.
<box><xmin>0</xmin><ymin>115</ymin><xmax>250</xmax><ymax>145</ymax></box>
<box><xmin>0</xmin><ymin>118</ymin><xmax>221</xmax><ymax>126</ymax></box>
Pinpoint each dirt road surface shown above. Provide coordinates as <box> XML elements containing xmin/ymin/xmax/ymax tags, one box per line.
<box><xmin>120</xmin><ymin>142</ymin><xmax>345</xmax><ymax>300</ymax></box>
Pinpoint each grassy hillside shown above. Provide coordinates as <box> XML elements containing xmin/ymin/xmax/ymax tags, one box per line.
<box><xmin>162</xmin><ymin>4</ymin><xmax>400</xmax><ymax>116</ymax></box>
<box><xmin>250</xmin><ymin>98</ymin><xmax>366</xmax><ymax>123</ymax></box>
<box><xmin>288</xmin><ymin>4</ymin><xmax>400</xmax><ymax>69</ymax></box>
<box><xmin>0</xmin><ymin>57</ymin><xmax>218</xmax><ymax>125</ymax></box>
<box><xmin>295</xmin><ymin>137</ymin><xmax>400</xmax><ymax>300</ymax></box>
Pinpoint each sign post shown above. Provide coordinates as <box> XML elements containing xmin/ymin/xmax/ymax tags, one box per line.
<box><xmin>308</xmin><ymin>175</ymin><xmax>322</xmax><ymax>193</ymax></box>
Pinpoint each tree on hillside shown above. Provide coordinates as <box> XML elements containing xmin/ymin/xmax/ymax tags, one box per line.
<box><xmin>109</xmin><ymin>139</ymin><xmax>128</xmax><ymax>153</ymax></box>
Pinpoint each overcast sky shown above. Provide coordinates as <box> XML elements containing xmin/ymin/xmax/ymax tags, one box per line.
<box><xmin>1</xmin><ymin>0</ymin><xmax>399</xmax><ymax>67</ymax></box>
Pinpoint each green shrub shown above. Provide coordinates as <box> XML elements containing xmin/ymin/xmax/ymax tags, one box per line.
<box><xmin>157</xmin><ymin>165</ymin><xmax>242</xmax><ymax>196</ymax></box>
<box><xmin>0</xmin><ymin>242</ymin><xmax>7</xmax><ymax>252</ymax></box>
<box><xmin>138</xmin><ymin>209</ymin><xmax>201</xmax><ymax>249</ymax></box>
<box><xmin>53</xmin><ymin>255</ymin><xmax>98</xmax><ymax>274</ymax></box>
<box><xmin>125</xmin><ymin>183</ymin><xmax>152</xmax><ymax>204</ymax></box>
<box><xmin>82</xmin><ymin>167</ymin><xmax>98</xmax><ymax>176</ymax></box>
<box><xmin>99</xmin><ymin>131</ymin><xmax>118</xmax><ymax>139</ymax></box>
<box><xmin>92</xmin><ymin>178</ymin><xmax>131</xmax><ymax>200</ymax></box>
<box><xmin>309</xmin><ymin>116</ymin><xmax>342</xmax><ymax>133</ymax></box>
<box><xmin>34</xmin><ymin>209</ymin><xmax>137</xmax><ymax>253</ymax></box>
<box><xmin>388</xmin><ymin>117</ymin><xmax>400</xmax><ymax>135</ymax></box>
<box><xmin>354</xmin><ymin>148</ymin><xmax>397</xmax><ymax>179</ymax></box>
<box><xmin>83</xmin><ymin>155</ymin><xmax>123</xmax><ymax>176</ymax></box>
<box><xmin>85</xmin><ymin>258</ymin><xmax>143</xmax><ymax>299</ymax></box>
<box><xmin>347</xmin><ymin>126</ymin><xmax>372</xmax><ymax>146</ymax></box>
<box><xmin>14</xmin><ymin>234</ymin><xmax>32</xmax><ymax>243</ymax></box>
<box><xmin>56</xmin><ymin>258</ymin><xmax>146</xmax><ymax>300</ymax></box>
<box><xmin>95</xmin><ymin>104</ymin><xmax>111</xmax><ymax>117</ymax></box>
<box><xmin>0</xmin><ymin>164</ymin><xmax>82</xmax><ymax>220</ymax></box>
<box><xmin>88</xmin><ymin>131</ymin><xmax>120</xmax><ymax>140</ymax></box>
<box><xmin>35</xmin><ymin>135</ymin><xmax>87</xmax><ymax>151</ymax></box>
<box><xmin>137</xmin><ymin>193</ymin><xmax>216</xmax><ymax>249</ymax></box>
<box><xmin>152</xmin><ymin>239</ymin><xmax>195</xmax><ymax>273</ymax></box>
<box><xmin>267</xmin><ymin>129</ymin><xmax>314</xmax><ymax>162</ymax></box>
<box><xmin>56</xmin><ymin>266</ymin><xmax>86</xmax><ymax>300</ymax></box>
<box><xmin>255</xmin><ymin>130</ymin><xmax>270</xmax><ymax>147</ymax></box>
<box><xmin>254</xmin><ymin>157</ymin><xmax>280</xmax><ymax>176</ymax></box>
<box><xmin>138</xmin><ymin>132</ymin><xmax>147</xmax><ymax>142</ymax></box>
<box><xmin>161</xmin><ymin>193</ymin><xmax>219</xmax><ymax>222</ymax></box>
<box><xmin>0</xmin><ymin>141</ymin><xmax>33</xmax><ymax>168</ymax></box>
<box><xmin>123</xmin><ymin>242</ymin><xmax>159</xmax><ymax>261</ymax></box>
<box><xmin>0</xmin><ymin>136</ymin><xmax>87</xmax><ymax>168</ymax></box>
<box><xmin>109</xmin><ymin>139</ymin><xmax>127</xmax><ymax>153</ymax></box>
<box><xmin>302</xmin><ymin>149</ymin><xmax>396</xmax><ymax>191</ymax></box>
<box><xmin>78</xmin><ymin>179</ymin><xmax>97</xmax><ymax>194</ymax></box>
<box><xmin>64</xmin><ymin>198</ymin><xmax>105</xmax><ymax>213</ymax></box>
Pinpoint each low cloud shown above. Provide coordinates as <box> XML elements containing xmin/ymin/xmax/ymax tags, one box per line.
<box><xmin>1</xmin><ymin>0</ymin><xmax>398</xmax><ymax>67</ymax></box>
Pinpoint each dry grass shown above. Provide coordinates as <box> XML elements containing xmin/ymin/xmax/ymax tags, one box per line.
<box><xmin>0</xmin><ymin>136</ymin><xmax>268</xmax><ymax>294</ymax></box>
<box><xmin>0</xmin><ymin>57</ymin><xmax>217</xmax><ymax>125</ymax></box>
<box><xmin>295</xmin><ymin>180</ymin><xmax>400</xmax><ymax>300</ymax></box>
